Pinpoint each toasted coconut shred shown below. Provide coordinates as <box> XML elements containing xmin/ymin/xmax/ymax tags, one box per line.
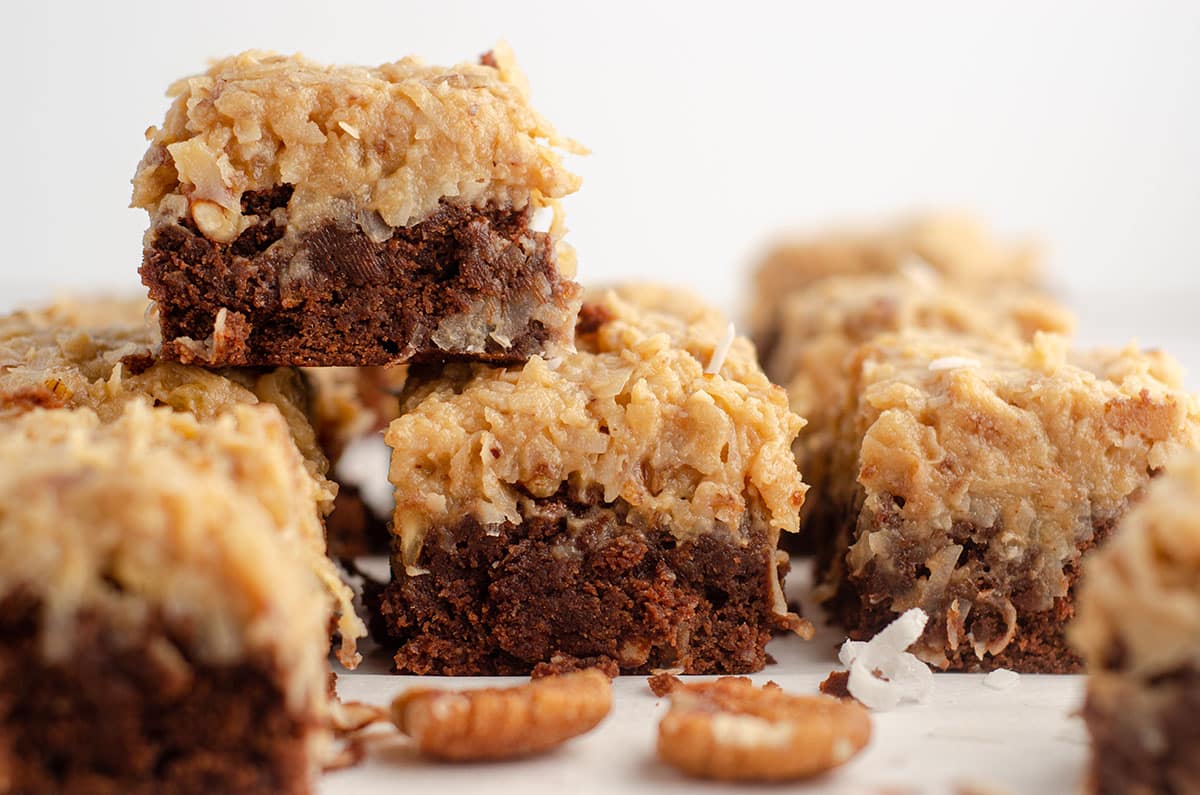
<box><xmin>838</xmin><ymin>608</ymin><xmax>934</xmax><ymax>710</ymax></box>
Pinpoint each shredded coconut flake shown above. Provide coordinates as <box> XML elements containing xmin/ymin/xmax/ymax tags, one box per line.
<box><xmin>928</xmin><ymin>356</ymin><xmax>982</xmax><ymax>372</ymax></box>
<box><xmin>982</xmin><ymin>668</ymin><xmax>1020</xmax><ymax>691</ymax></box>
<box><xmin>337</xmin><ymin>121</ymin><xmax>361</xmax><ymax>139</ymax></box>
<box><xmin>530</xmin><ymin>206</ymin><xmax>554</xmax><ymax>233</ymax></box>
<box><xmin>705</xmin><ymin>322</ymin><xmax>737</xmax><ymax>375</ymax></box>
<box><xmin>838</xmin><ymin>608</ymin><xmax>933</xmax><ymax>710</ymax></box>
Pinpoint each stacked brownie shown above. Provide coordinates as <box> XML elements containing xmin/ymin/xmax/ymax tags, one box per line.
<box><xmin>752</xmin><ymin>215</ymin><xmax>1200</xmax><ymax>673</ymax></box>
<box><xmin>2</xmin><ymin>44</ymin><xmax>816</xmax><ymax>793</ymax></box>
<box><xmin>0</xmin><ymin>45</ymin><xmax>599</xmax><ymax>795</ymax></box>
<box><xmin>132</xmin><ymin>47</ymin><xmax>583</xmax><ymax>367</ymax></box>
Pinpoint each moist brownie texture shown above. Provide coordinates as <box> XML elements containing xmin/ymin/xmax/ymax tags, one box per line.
<box><xmin>1071</xmin><ymin>454</ymin><xmax>1200</xmax><ymax>794</ymax></box>
<box><xmin>0</xmin><ymin>406</ymin><xmax>343</xmax><ymax>795</ymax></box>
<box><xmin>0</xmin><ymin>300</ymin><xmax>365</xmax><ymax>661</ymax></box>
<box><xmin>747</xmin><ymin>213</ymin><xmax>1042</xmax><ymax>358</ymax></box>
<box><xmin>132</xmin><ymin>47</ymin><xmax>584</xmax><ymax>366</ymax></box>
<box><xmin>376</xmin><ymin>287</ymin><xmax>810</xmax><ymax>674</ymax></box>
<box><xmin>763</xmin><ymin>271</ymin><xmax>1073</xmax><ymax>538</ymax></box>
<box><xmin>815</xmin><ymin>330</ymin><xmax>1200</xmax><ymax>672</ymax></box>
<box><xmin>305</xmin><ymin>365</ymin><xmax>407</xmax><ymax>557</ymax></box>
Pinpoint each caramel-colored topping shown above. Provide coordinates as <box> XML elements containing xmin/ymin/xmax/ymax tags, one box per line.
<box><xmin>0</xmin><ymin>404</ymin><xmax>334</xmax><ymax>716</ymax></box>
<box><xmin>828</xmin><ymin>331</ymin><xmax>1200</xmax><ymax>667</ymax></box>
<box><xmin>0</xmin><ymin>299</ymin><xmax>365</xmax><ymax>665</ymax></box>
<box><xmin>132</xmin><ymin>46</ymin><xmax>582</xmax><ymax>241</ymax></box>
<box><xmin>386</xmin><ymin>286</ymin><xmax>806</xmax><ymax>576</ymax></box>
<box><xmin>765</xmin><ymin>273</ymin><xmax>1073</xmax><ymax>520</ymax></box>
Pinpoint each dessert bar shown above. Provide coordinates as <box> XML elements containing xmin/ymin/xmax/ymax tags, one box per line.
<box><xmin>0</xmin><ymin>299</ymin><xmax>364</xmax><ymax>658</ymax></box>
<box><xmin>0</xmin><ymin>405</ymin><xmax>346</xmax><ymax>795</ymax></box>
<box><xmin>133</xmin><ymin>47</ymin><xmax>583</xmax><ymax>367</ymax></box>
<box><xmin>374</xmin><ymin>286</ymin><xmax>809</xmax><ymax>674</ymax></box>
<box><xmin>761</xmin><ymin>272</ymin><xmax>1072</xmax><ymax>536</ymax></box>
<box><xmin>816</xmin><ymin>330</ymin><xmax>1200</xmax><ymax>672</ymax></box>
<box><xmin>748</xmin><ymin>214</ymin><xmax>1041</xmax><ymax>360</ymax></box>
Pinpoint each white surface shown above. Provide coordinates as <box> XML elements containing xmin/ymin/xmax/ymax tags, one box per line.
<box><xmin>322</xmin><ymin>561</ymin><xmax>1089</xmax><ymax>795</ymax></box>
<box><xmin>6</xmin><ymin>2</ymin><xmax>1200</xmax><ymax>304</ymax></box>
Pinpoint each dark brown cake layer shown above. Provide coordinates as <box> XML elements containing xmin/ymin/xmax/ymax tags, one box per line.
<box><xmin>370</xmin><ymin>496</ymin><xmax>795</xmax><ymax>675</ymax></box>
<box><xmin>325</xmin><ymin>483</ymin><xmax>391</xmax><ymax>559</ymax></box>
<box><xmin>141</xmin><ymin>186</ymin><xmax>579</xmax><ymax>367</ymax></box>
<box><xmin>817</xmin><ymin>498</ymin><xmax>1115</xmax><ymax>673</ymax></box>
<box><xmin>1084</xmin><ymin>667</ymin><xmax>1200</xmax><ymax>795</ymax></box>
<box><xmin>0</xmin><ymin>594</ymin><xmax>317</xmax><ymax>795</ymax></box>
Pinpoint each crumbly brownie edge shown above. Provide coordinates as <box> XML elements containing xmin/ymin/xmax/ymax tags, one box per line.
<box><xmin>0</xmin><ymin>593</ymin><xmax>320</xmax><ymax>795</ymax></box>
<box><xmin>368</xmin><ymin>495</ymin><xmax>794</xmax><ymax>676</ymax></box>
<box><xmin>141</xmin><ymin>188</ymin><xmax>580</xmax><ymax>367</ymax></box>
<box><xmin>1083</xmin><ymin>667</ymin><xmax>1200</xmax><ymax>795</ymax></box>
<box><xmin>817</xmin><ymin>507</ymin><xmax>1116</xmax><ymax>673</ymax></box>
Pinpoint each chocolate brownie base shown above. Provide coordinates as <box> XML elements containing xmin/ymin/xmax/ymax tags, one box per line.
<box><xmin>1083</xmin><ymin>667</ymin><xmax>1200</xmax><ymax>795</ymax></box>
<box><xmin>141</xmin><ymin>185</ymin><xmax>579</xmax><ymax>366</ymax></box>
<box><xmin>0</xmin><ymin>594</ymin><xmax>316</xmax><ymax>795</ymax></box>
<box><xmin>371</xmin><ymin>495</ymin><xmax>795</xmax><ymax>675</ymax></box>
<box><xmin>817</xmin><ymin>503</ymin><xmax>1115</xmax><ymax>673</ymax></box>
<box><xmin>325</xmin><ymin>483</ymin><xmax>390</xmax><ymax>559</ymax></box>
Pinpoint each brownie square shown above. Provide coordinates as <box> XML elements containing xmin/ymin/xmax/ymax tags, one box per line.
<box><xmin>0</xmin><ymin>406</ymin><xmax>344</xmax><ymax>794</ymax></box>
<box><xmin>747</xmin><ymin>213</ymin><xmax>1042</xmax><ymax>358</ymax></box>
<box><xmin>816</xmin><ymin>330</ymin><xmax>1200</xmax><ymax>672</ymax></box>
<box><xmin>759</xmin><ymin>271</ymin><xmax>1072</xmax><ymax>549</ymax></box>
<box><xmin>374</xmin><ymin>286</ymin><xmax>810</xmax><ymax>674</ymax></box>
<box><xmin>0</xmin><ymin>299</ymin><xmax>364</xmax><ymax>661</ymax></box>
<box><xmin>132</xmin><ymin>48</ymin><xmax>582</xmax><ymax>367</ymax></box>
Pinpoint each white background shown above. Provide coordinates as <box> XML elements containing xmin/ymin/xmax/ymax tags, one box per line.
<box><xmin>7</xmin><ymin>1</ymin><xmax>1200</xmax><ymax>317</ymax></box>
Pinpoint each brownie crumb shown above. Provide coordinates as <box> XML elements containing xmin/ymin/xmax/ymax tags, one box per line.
<box><xmin>531</xmin><ymin>654</ymin><xmax>619</xmax><ymax>680</ymax></box>
<box><xmin>819</xmin><ymin>670</ymin><xmax>854</xmax><ymax>701</ymax></box>
<box><xmin>575</xmin><ymin>302</ymin><xmax>614</xmax><ymax>336</ymax></box>
<box><xmin>648</xmin><ymin>673</ymin><xmax>682</xmax><ymax>697</ymax></box>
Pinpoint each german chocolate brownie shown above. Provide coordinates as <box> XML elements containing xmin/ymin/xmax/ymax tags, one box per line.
<box><xmin>0</xmin><ymin>406</ymin><xmax>345</xmax><ymax>794</ymax></box>
<box><xmin>815</xmin><ymin>330</ymin><xmax>1200</xmax><ymax>672</ymax></box>
<box><xmin>132</xmin><ymin>47</ymin><xmax>583</xmax><ymax>367</ymax></box>
<box><xmin>374</xmin><ymin>286</ymin><xmax>811</xmax><ymax>674</ymax></box>
<box><xmin>1071</xmin><ymin>453</ymin><xmax>1200</xmax><ymax>794</ymax></box>
<box><xmin>760</xmin><ymin>271</ymin><xmax>1072</xmax><ymax>543</ymax></box>
<box><xmin>0</xmin><ymin>299</ymin><xmax>365</xmax><ymax>661</ymax></box>
<box><xmin>747</xmin><ymin>213</ymin><xmax>1042</xmax><ymax>362</ymax></box>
